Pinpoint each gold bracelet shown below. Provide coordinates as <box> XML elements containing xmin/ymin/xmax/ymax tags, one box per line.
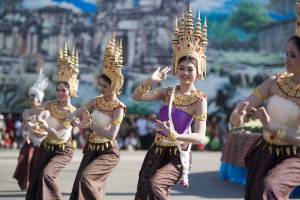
<box><xmin>253</xmin><ymin>88</ymin><xmax>265</xmax><ymax>102</ymax></box>
<box><xmin>138</xmin><ymin>83</ymin><xmax>151</xmax><ymax>96</ymax></box>
<box><xmin>276</xmin><ymin>128</ymin><xmax>286</xmax><ymax>139</ymax></box>
<box><xmin>63</xmin><ymin>116</ymin><xmax>80</xmax><ymax>128</ymax></box>
<box><xmin>168</xmin><ymin>130</ymin><xmax>177</xmax><ymax>141</ymax></box>
<box><xmin>194</xmin><ymin>113</ymin><xmax>207</xmax><ymax>121</ymax></box>
<box><xmin>111</xmin><ymin>117</ymin><xmax>123</xmax><ymax>126</ymax></box>
<box><xmin>86</xmin><ymin>119</ymin><xmax>92</xmax><ymax>127</ymax></box>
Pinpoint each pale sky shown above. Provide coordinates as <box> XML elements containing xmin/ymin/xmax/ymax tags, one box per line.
<box><xmin>22</xmin><ymin>0</ymin><xmax>83</xmax><ymax>12</ymax></box>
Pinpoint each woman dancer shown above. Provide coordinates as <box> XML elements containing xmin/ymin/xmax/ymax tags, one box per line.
<box><xmin>69</xmin><ymin>35</ymin><xmax>126</xmax><ymax>200</ymax></box>
<box><xmin>229</xmin><ymin>1</ymin><xmax>300</xmax><ymax>199</ymax></box>
<box><xmin>13</xmin><ymin>70</ymin><xmax>48</xmax><ymax>190</ymax></box>
<box><xmin>133</xmin><ymin>6</ymin><xmax>208</xmax><ymax>200</ymax></box>
<box><xmin>26</xmin><ymin>44</ymin><xmax>79</xmax><ymax>200</ymax></box>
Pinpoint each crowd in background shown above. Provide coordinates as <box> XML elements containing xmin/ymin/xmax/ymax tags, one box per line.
<box><xmin>0</xmin><ymin>112</ymin><xmax>228</xmax><ymax>151</ymax></box>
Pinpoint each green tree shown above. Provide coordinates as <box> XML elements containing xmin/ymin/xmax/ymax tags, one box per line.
<box><xmin>229</xmin><ymin>1</ymin><xmax>271</xmax><ymax>33</ymax></box>
<box><xmin>209</xmin><ymin>19</ymin><xmax>240</xmax><ymax>48</ymax></box>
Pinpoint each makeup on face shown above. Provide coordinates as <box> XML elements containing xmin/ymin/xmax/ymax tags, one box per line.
<box><xmin>98</xmin><ymin>78</ymin><xmax>112</xmax><ymax>95</ymax></box>
<box><xmin>56</xmin><ymin>88</ymin><xmax>67</xmax><ymax>92</ymax></box>
<box><xmin>56</xmin><ymin>83</ymin><xmax>70</xmax><ymax>100</ymax></box>
<box><xmin>179</xmin><ymin>65</ymin><xmax>196</xmax><ymax>73</ymax></box>
<box><xmin>285</xmin><ymin>40</ymin><xmax>300</xmax><ymax>74</ymax></box>
<box><xmin>177</xmin><ymin>60</ymin><xmax>197</xmax><ymax>83</ymax></box>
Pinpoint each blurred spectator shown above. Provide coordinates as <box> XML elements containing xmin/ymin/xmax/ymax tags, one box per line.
<box><xmin>0</xmin><ymin>113</ymin><xmax>6</xmax><ymax>148</ymax></box>
<box><xmin>5</xmin><ymin>113</ymin><xmax>15</xmax><ymax>146</ymax></box>
<box><xmin>118</xmin><ymin>115</ymin><xmax>137</xmax><ymax>149</ymax></box>
<box><xmin>14</xmin><ymin>118</ymin><xmax>23</xmax><ymax>148</ymax></box>
<box><xmin>78</xmin><ymin>129</ymin><xmax>89</xmax><ymax>149</ymax></box>
<box><xmin>124</xmin><ymin>131</ymin><xmax>139</xmax><ymax>151</ymax></box>
<box><xmin>218</xmin><ymin>114</ymin><xmax>228</xmax><ymax>147</ymax></box>
<box><xmin>136</xmin><ymin>114</ymin><xmax>148</xmax><ymax>149</ymax></box>
<box><xmin>145</xmin><ymin>114</ymin><xmax>156</xmax><ymax>147</ymax></box>
<box><xmin>207</xmin><ymin>115</ymin><xmax>221</xmax><ymax>151</ymax></box>
<box><xmin>3</xmin><ymin>132</ymin><xmax>12</xmax><ymax>148</ymax></box>
<box><xmin>72</xmin><ymin>127</ymin><xmax>80</xmax><ymax>149</ymax></box>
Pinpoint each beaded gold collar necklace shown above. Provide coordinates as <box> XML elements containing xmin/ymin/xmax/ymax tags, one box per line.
<box><xmin>166</xmin><ymin>87</ymin><xmax>204</xmax><ymax>107</ymax></box>
<box><xmin>49</xmin><ymin>100</ymin><xmax>75</xmax><ymax>122</ymax></box>
<box><xmin>277</xmin><ymin>72</ymin><xmax>300</xmax><ymax>98</ymax></box>
<box><xmin>94</xmin><ymin>96</ymin><xmax>120</xmax><ymax>112</ymax></box>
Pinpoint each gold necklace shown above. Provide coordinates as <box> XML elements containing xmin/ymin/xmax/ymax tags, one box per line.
<box><xmin>277</xmin><ymin>72</ymin><xmax>300</xmax><ymax>98</ymax></box>
<box><xmin>94</xmin><ymin>96</ymin><xmax>121</xmax><ymax>112</ymax></box>
<box><xmin>49</xmin><ymin>100</ymin><xmax>75</xmax><ymax>122</ymax></box>
<box><xmin>168</xmin><ymin>87</ymin><xmax>204</xmax><ymax>106</ymax></box>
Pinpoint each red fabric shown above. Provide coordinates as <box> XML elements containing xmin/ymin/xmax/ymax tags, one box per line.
<box><xmin>5</xmin><ymin>119</ymin><xmax>15</xmax><ymax>133</ymax></box>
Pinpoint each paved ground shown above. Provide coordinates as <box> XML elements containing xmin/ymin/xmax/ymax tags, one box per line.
<box><xmin>0</xmin><ymin>149</ymin><xmax>246</xmax><ymax>200</ymax></box>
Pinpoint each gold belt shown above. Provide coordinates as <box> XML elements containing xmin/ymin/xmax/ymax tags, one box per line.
<box><xmin>154</xmin><ymin>135</ymin><xmax>176</xmax><ymax>147</ymax></box>
<box><xmin>42</xmin><ymin>139</ymin><xmax>68</xmax><ymax>151</ymax></box>
<box><xmin>152</xmin><ymin>143</ymin><xmax>178</xmax><ymax>156</ymax></box>
<box><xmin>89</xmin><ymin>133</ymin><xmax>110</xmax><ymax>144</ymax></box>
<box><xmin>87</xmin><ymin>141</ymin><xmax>113</xmax><ymax>152</ymax></box>
<box><xmin>257</xmin><ymin>139</ymin><xmax>298</xmax><ymax>157</ymax></box>
<box><xmin>263</xmin><ymin>131</ymin><xmax>288</xmax><ymax>145</ymax></box>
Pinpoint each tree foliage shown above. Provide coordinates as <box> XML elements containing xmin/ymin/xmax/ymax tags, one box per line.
<box><xmin>209</xmin><ymin>19</ymin><xmax>240</xmax><ymax>47</ymax></box>
<box><xmin>229</xmin><ymin>1</ymin><xmax>271</xmax><ymax>33</ymax></box>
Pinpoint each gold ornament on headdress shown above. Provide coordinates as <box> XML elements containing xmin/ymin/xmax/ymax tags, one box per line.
<box><xmin>296</xmin><ymin>0</ymin><xmax>300</xmax><ymax>37</ymax></box>
<box><xmin>172</xmin><ymin>5</ymin><xmax>208</xmax><ymax>80</ymax></box>
<box><xmin>103</xmin><ymin>34</ymin><xmax>124</xmax><ymax>94</ymax></box>
<box><xmin>57</xmin><ymin>43</ymin><xmax>79</xmax><ymax>97</ymax></box>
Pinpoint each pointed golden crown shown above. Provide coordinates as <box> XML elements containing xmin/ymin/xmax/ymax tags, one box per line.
<box><xmin>296</xmin><ymin>0</ymin><xmax>300</xmax><ymax>37</ymax></box>
<box><xmin>172</xmin><ymin>5</ymin><xmax>208</xmax><ymax>80</ymax></box>
<box><xmin>103</xmin><ymin>34</ymin><xmax>124</xmax><ymax>93</ymax></box>
<box><xmin>57</xmin><ymin>43</ymin><xmax>79</xmax><ymax>97</ymax></box>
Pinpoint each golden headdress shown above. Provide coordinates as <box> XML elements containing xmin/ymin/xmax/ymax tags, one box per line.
<box><xmin>57</xmin><ymin>43</ymin><xmax>79</xmax><ymax>97</ymax></box>
<box><xmin>172</xmin><ymin>5</ymin><xmax>208</xmax><ymax>80</ymax></box>
<box><xmin>296</xmin><ymin>0</ymin><xmax>300</xmax><ymax>37</ymax></box>
<box><xmin>102</xmin><ymin>34</ymin><xmax>124</xmax><ymax>94</ymax></box>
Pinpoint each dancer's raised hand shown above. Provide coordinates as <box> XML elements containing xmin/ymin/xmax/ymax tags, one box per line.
<box><xmin>155</xmin><ymin>119</ymin><xmax>171</xmax><ymax>137</ymax></box>
<box><xmin>74</xmin><ymin>108</ymin><xmax>92</xmax><ymax>129</ymax></box>
<box><xmin>230</xmin><ymin>101</ymin><xmax>249</xmax><ymax>127</ymax></box>
<box><xmin>149</xmin><ymin>67</ymin><xmax>171</xmax><ymax>84</ymax></box>
<box><xmin>250</xmin><ymin>106</ymin><xmax>271</xmax><ymax>131</ymax></box>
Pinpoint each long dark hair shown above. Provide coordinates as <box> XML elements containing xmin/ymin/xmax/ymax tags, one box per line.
<box><xmin>288</xmin><ymin>35</ymin><xmax>300</xmax><ymax>51</ymax></box>
<box><xmin>98</xmin><ymin>74</ymin><xmax>112</xmax><ymax>85</ymax></box>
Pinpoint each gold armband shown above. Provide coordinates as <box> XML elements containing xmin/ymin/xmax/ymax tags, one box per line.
<box><xmin>194</xmin><ymin>113</ymin><xmax>207</xmax><ymax>121</ymax></box>
<box><xmin>138</xmin><ymin>83</ymin><xmax>151</xmax><ymax>96</ymax></box>
<box><xmin>63</xmin><ymin>119</ymin><xmax>71</xmax><ymax>128</ymax></box>
<box><xmin>168</xmin><ymin>130</ymin><xmax>177</xmax><ymax>142</ymax></box>
<box><xmin>276</xmin><ymin>128</ymin><xmax>286</xmax><ymax>139</ymax></box>
<box><xmin>111</xmin><ymin>117</ymin><xmax>123</xmax><ymax>126</ymax></box>
<box><xmin>152</xmin><ymin>89</ymin><xmax>159</xmax><ymax>98</ymax></box>
<box><xmin>253</xmin><ymin>88</ymin><xmax>265</xmax><ymax>102</ymax></box>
